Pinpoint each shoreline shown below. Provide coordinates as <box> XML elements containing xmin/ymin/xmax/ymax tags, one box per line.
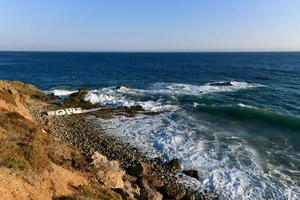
<box><xmin>31</xmin><ymin>88</ymin><xmax>217</xmax><ymax>199</ymax></box>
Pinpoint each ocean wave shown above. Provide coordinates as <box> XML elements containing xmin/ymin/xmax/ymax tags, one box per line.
<box><xmin>96</xmin><ymin>81</ymin><xmax>264</xmax><ymax>97</ymax></box>
<box><xmin>95</xmin><ymin>113</ymin><xmax>299</xmax><ymax>199</ymax></box>
<box><xmin>47</xmin><ymin>80</ymin><xmax>263</xmax><ymax>100</ymax></box>
<box><xmin>194</xmin><ymin>103</ymin><xmax>300</xmax><ymax>131</ymax></box>
<box><xmin>45</xmin><ymin>89</ymin><xmax>78</xmax><ymax>97</ymax></box>
<box><xmin>84</xmin><ymin>87</ymin><xmax>178</xmax><ymax>112</ymax></box>
<box><xmin>146</xmin><ymin>81</ymin><xmax>264</xmax><ymax>96</ymax></box>
<box><xmin>238</xmin><ymin>103</ymin><xmax>257</xmax><ymax>109</ymax></box>
<box><xmin>102</xmin><ymin>81</ymin><xmax>263</xmax><ymax>98</ymax></box>
<box><xmin>53</xmin><ymin>81</ymin><xmax>298</xmax><ymax>199</ymax></box>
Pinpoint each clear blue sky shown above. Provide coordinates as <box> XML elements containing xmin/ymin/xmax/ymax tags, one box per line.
<box><xmin>0</xmin><ymin>0</ymin><xmax>300</xmax><ymax>52</ymax></box>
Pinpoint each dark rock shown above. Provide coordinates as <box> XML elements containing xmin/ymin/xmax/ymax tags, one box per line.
<box><xmin>113</xmin><ymin>188</ymin><xmax>130</xmax><ymax>199</ymax></box>
<box><xmin>182</xmin><ymin>170</ymin><xmax>200</xmax><ymax>180</ymax></box>
<box><xmin>126</xmin><ymin>162</ymin><xmax>143</xmax><ymax>177</ymax></box>
<box><xmin>62</xmin><ymin>89</ymin><xmax>95</xmax><ymax>109</ymax></box>
<box><xmin>46</xmin><ymin>93</ymin><xmax>57</xmax><ymax>101</ymax></box>
<box><xmin>140</xmin><ymin>187</ymin><xmax>163</xmax><ymax>200</ymax></box>
<box><xmin>137</xmin><ymin>177</ymin><xmax>150</xmax><ymax>189</ymax></box>
<box><xmin>162</xmin><ymin>184</ymin><xmax>186</xmax><ymax>200</ymax></box>
<box><xmin>166</xmin><ymin>158</ymin><xmax>181</xmax><ymax>171</ymax></box>
<box><xmin>209</xmin><ymin>81</ymin><xmax>233</xmax><ymax>86</ymax></box>
<box><xmin>125</xmin><ymin>161</ymin><xmax>153</xmax><ymax>178</ymax></box>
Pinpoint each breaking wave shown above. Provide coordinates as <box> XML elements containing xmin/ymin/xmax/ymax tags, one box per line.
<box><xmin>84</xmin><ymin>87</ymin><xmax>178</xmax><ymax>112</ymax></box>
<box><xmin>146</xmin><ymin>81</ymin><xmax>264</xmax><ymax>95</ymax></box>
<box><xmin>43</xmin><ymin>80</ymin><xmax>299</xmax><ymax>199</ymax></box>
<box><xmin>45</xmin><ymin>89</ymin><xmax>78</xmax><ymax>97</ymax></box>
<box><xmin>82</xmin><ymin>81</ymin><xmax>299</xmax><ymax>200</ymax></box>
<box><xmin>95</xmin><ymin>112</ymin><xmax>300</xmax><ymax>200</ymax></box>
<box><xmin>83</xmin><ymin>81</ymin><xmax>263</xmax><ymax>112</ymax></box>
<box><xmin>194</xmin><ymin>103</ymin><xmax>300</xmax><ymax>131</ymax></box>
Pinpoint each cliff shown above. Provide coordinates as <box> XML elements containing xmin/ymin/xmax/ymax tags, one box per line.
<box><xmin>0</xmin><ymin>81</ymin><xmax>124</xmax><ymax>199</ymax></box>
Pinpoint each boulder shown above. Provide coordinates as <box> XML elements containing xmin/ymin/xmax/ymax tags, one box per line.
<box><xmin>144</xmin><ymin>173</ymin><xmax>165</xmax><ymax>188</ymax></box>
<box><xmin>140</xmin><ymin>188</ymin><xmax>163</xmax><ymax>200</ymax></box>
<box><xmin>163</xmin><ymin>184</ymin><xmax>186</xmax><ymax>200</ymax></box>
<box><xmin>63</xmin><ymin>89</ymin><xmax>94</xmax><ymax>109</ymax></box>
<box><xmin>126</xmin><ymin>161</ymin><xmax>151</xmax><ymax>177</ymax></box>
<box><xmin>182</xmin><ymin>170</ymin><xmax>200</xmax><ymax>180</ymax></box>
<box><xmin>92</xmin><ymin>152</ymin><xmax>125</xmax><ymax>189</ymax></box>
<box><xmin>166</xmin><ymin>158</ymin><xmax>181</xmax><ymax>171</ymax></box>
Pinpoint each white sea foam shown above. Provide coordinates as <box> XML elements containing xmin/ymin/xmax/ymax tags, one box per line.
<box><xmin>84</xmin><ymin>81</ymin><xmax>263</xmax><ymax>108</ymax></box>
<box><xmin>238</xmin><ymin>103</ymin><xmax>256</xmax><ymax>109</ymax></box>
<box><xmin>110</xmin><ymin>81</ymin><xmax>264</xmax><ymax>97</ymax></box>
<box><xmin>147</xmin><ymin>81</ymin><xmax>264</xmax><ymax>96</ymax></box>
<box><xmin>57</xmin><ymin>81</ymin><xmax>298</xmax><ymax>199</ymax></box>
<box><xmin>94</xmin><ymin>112</ymin><xmax>299</xmax><ymax>200</ymax></box>
<box><xmin>84</xmin><ymin>87</ymin><xmax>178</xmax><ymax>112</ymax></box>
<box><xmin>46</xmin><ymin>89</ymin><xmax>78</xmax><ymax>97</ymax></box>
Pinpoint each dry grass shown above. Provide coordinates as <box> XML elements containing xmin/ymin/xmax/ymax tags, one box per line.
<box><xmin>0</xmin><ymin>80</ymin><xmax>127</xmax><ymax>199</ymax></box>
<box><xmin>0</xmin><ymin>141</ymin><xmax>28</xmax><ymax>170</ymax></box>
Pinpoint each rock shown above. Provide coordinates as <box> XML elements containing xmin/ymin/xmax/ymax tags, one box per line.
<box><xmin>166</xmin><ymin>158</ymin><xmax>181</xmax><ymax>171</ymax></box>
<box><xmin>140</xmin><ymin>162</ymin><xmax>152</xmax><ymax>175</ymax></box>
<box><xmin>92</xmin><ymin>152</ymin><xmax>125</xmax><ymax>189</ymax></box>
<box><xmin>137</xmin><ymin>174</ymin><xmax>164</xmax><ymax>190</ymax></box>
<box><xmin>209</xmin><ymin>81</ymin><xmax>233</xmax><ymax>86</ymax></box>
<box><xmin>181</xmin><ymin>193</ymin><xmax>196</xmax><ymax>200</ymax></box>
<box><xmin>0</xmin><ymin>81</ymin><xmax>34</xmax><ymax>120</ymax></box>
<box><xmin>137</xmin><ymin>177</ymin><xmax>150</xmax><ymax>189</ymax></box>
<box><xmin>140</xmin><ymin>187</ymin><xmax>163</xmax><ymax>200</ymax></box>
<box><xmin>144</xmin><ymin>174</ymin><xmax>165</xmax><ymax>188</ymax></box>
<box><xmin>126</xmin><ymin>162</ymin><xmax>143</xmax><ymax>177</ymax></box>
<box><xmin>126</xmin><ymin>161</ymin><xmax>164</xmax><ymax>188</ymax></box>
<box><xmin>142</xmin><ymin>164</ymin><xmax>165</xmax><ymax>188</ymax></box>
<box><xmin>122</xmin><ymin>179</ymin><xmax>141</xmax><ymax>199</ymax></box>
<box><xmin>63</xmin><ymin>89</ymin><xmax>94</xmax><ymax>109</ymax></box>
<box><xmin>113</xmin><ymin>188</ymin><xmax>130</xmax><ymax>199</ymax></box>
<box><xmin>163</xmin><ymin>184</ymin><xmax>186</xmax><ymax>200</ymax></box>
<box><xmin>182</xmin><ymin>170</ymin><xmax>200</xmax><ymax>180</ymax></box>
<box><xmin>126</xmin><ymin>161</ymin><xmax>146</xmax><ymax>177</ymax></box>
<box><xmin>124</xmin><ymin>174</ymin><xmax>138</xmax><ymax>182</ymax></box>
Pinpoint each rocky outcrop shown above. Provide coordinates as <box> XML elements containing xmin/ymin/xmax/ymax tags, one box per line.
<box><xmin>0</xmin><ymin>81</ymin><xmax>35</xmax><ymax>120</ymax></box>
<box><xmin>92</xmin><ymin>152</ymin><xmax>126</xmax><ymax>189</ymax></box>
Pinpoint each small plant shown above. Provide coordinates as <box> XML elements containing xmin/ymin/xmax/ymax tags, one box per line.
<box><xmin>0</xmin><ymin>141</ymin><xmax>29</xmax><ymax>170</ymax></box>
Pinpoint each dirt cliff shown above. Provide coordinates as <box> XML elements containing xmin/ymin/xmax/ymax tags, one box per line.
<box><xmin>0</xmin><ymin>81</ymin><xmax>123</xmax><ymax>200</ymax></box>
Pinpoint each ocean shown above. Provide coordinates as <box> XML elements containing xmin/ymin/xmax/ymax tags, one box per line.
<box><xmin>0</xmin><ymin>51</ymin><xmax>299</xmax><ymax>199</ymax></box>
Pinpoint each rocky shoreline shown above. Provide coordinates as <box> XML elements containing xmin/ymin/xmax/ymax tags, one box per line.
<box><xmin>35</xmin><ymin>89</ymin><xmax>218</xmax><ymax>200</ymax></box>
<box><xmin>0</xmin><ymin>80</ymin><xmax>218</xmax><ymax>199</ymax></box>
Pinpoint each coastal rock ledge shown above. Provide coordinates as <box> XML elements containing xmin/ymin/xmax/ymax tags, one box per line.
<box><xmin>0</xmin><ymin>80</ymin><xmax>213</xmax><ymax>200</ymax></box>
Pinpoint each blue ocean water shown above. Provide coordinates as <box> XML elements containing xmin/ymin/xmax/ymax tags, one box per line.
<box><xmin>0</xmin><ymin>52</ymin><xmax>299</xmax><ymax>199</ymax></box>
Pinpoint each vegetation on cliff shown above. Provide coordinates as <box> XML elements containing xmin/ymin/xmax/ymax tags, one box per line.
<box><xmin>0</xmin><ymin>81</ymin><xmax>122</xmax><ymax>200</ymax></box>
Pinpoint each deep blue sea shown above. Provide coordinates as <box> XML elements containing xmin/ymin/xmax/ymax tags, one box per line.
<box><xmin>0</xmin><ymin>52</ymin><xmax>299</xmax><ymax>199</ymax></box>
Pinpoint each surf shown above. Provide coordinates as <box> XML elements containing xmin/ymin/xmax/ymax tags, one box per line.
<box><xmin>194</xmin><ymin>103</ymin><xmax>300</xmax><ymax>132</ymax></box>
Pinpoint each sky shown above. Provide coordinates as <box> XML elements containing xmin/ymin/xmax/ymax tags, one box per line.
<box><xmin>0</xmin><ymin>0</ymin><xmax>300</xmax><ymax>52</ymax></box>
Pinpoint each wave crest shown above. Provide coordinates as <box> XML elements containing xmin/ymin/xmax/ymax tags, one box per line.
<box><xmin>84</xmin><ymin>87</ymin><xmax>178</xmax><ymax>112</ymax></box>
<box><xmin>149</xmin><ymin>81</ymin><xmax>264</xmax><ymax>95</ymax></box>
<box><xmin>45</xmin><ymin>89</ymin><xmax>78</xmax><ymax>97</ymax></box>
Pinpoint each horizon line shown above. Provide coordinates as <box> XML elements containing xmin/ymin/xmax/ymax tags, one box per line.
<box><xmin>0</xmin><ymin>50</ymin><xmax>300</xmax><ymax>53</ymax></box>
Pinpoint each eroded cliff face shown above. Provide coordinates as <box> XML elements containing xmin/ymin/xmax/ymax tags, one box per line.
<box><xmin>0</xmin><ymin>81</ymin><xmax>122</xmax><ymax>200</ymax></box>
